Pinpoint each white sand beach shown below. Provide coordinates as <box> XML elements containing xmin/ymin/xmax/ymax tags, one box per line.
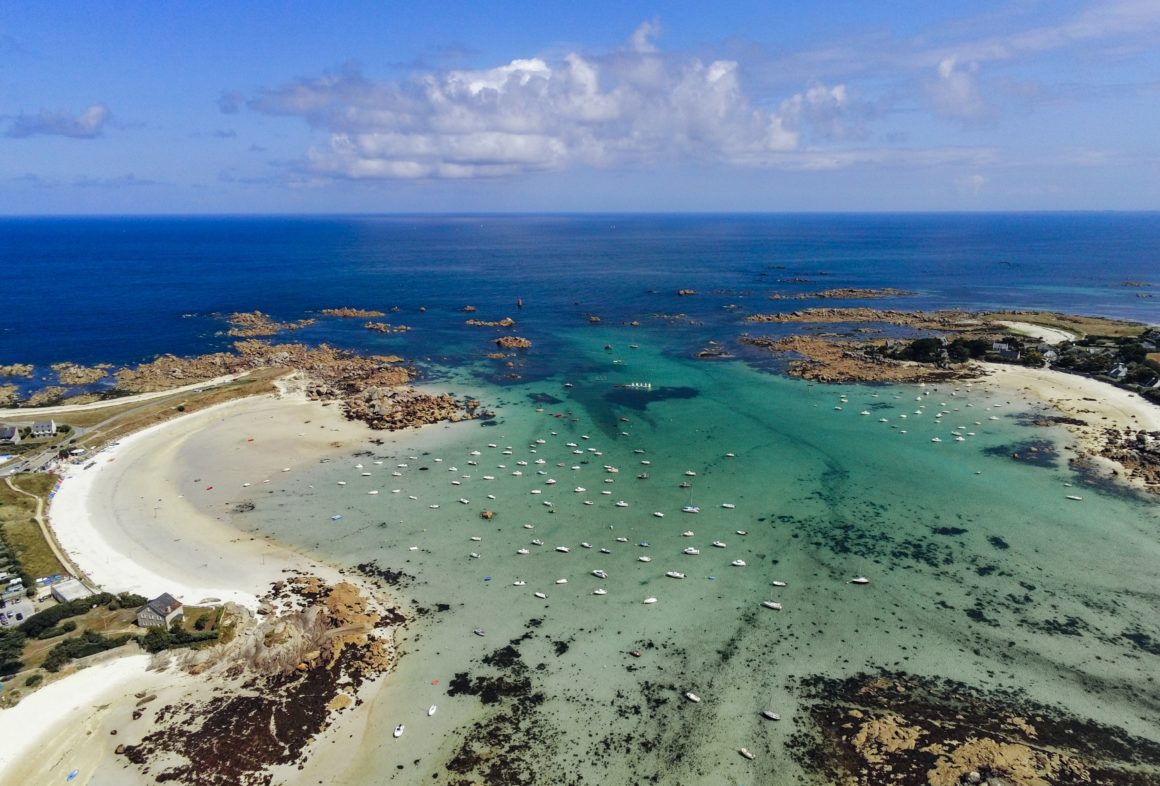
<box><xmin>992</xmin><ymin>320</ymin><xmax>1078</xmax><ymax>345</ymax></box>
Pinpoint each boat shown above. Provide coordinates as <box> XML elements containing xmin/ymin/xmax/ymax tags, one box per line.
<box><xmin>1066</xmin><ymin>494</ymin><xmax>1083</xmax><ymax>501</ymax></box>
<box><xmin>615</xmin><ymin>500</ymin><xmax>629</xmax><ymax>507</ymax></box>
<box><xmin>682</xmin><ymin>530</ymin><xmax>694</xmax><ymax>537</ymax></box>
<box><xmin>516</xmin><ymin>548</ymin><xmax>530</xmax><ymax>555</ymax></box>
<box><xmin>555</xmin><ymin>546</ymin><xmax>571</xmax><ymax>553</ymax></box>
<box><xmin>599</xmin><ymin>547</ymin><xmax>611</xmax><ymax>554</ymax></box>
<box><xmin>731</xmin><ymin>559</ymin><xmax>747</xmax><ymax>567</ymax></box>
<box><xmin>615</xmin><ymin>536</ymin><xmax>628</xmax><ymax>543</ymax></box>
<box><xmin>739</xmin><ymin>747</ymin><xmax>754</xmax><ymax>760</ymax></box>
<box><xmin>336</xmin><ymin>481</ymin><xmax>346</xmax><ymax>486</ymax></box>
<box><xmin>574</xmin><ymin>486</ymin><xmax>586</xmax><ymax>493</ymax></box>
<box><xmin>653</xmin><ymin>511</ymin><xmax>665</xmax><ymax>518</ymax></box>
<box><xmin>665</xmin><ymin>571</ymin><xmax>686</xmax><ymax>579</ymax></box>
<box><xmin>643</xmin><ymin>597</ymin><xmax>657</xmax><ymax>604</ymax></box>
<box><xmin>736</xmin><ymin>530</ymin><xmax>748</xmax><ymax>536</ymax></box>
<box><xmin>581</xmin><ymin>542</ymin><xmax>592</xmax><ymax>549</ymax></box>
<box><xmin>394</xmin><ymin>724</ymin><xmax>405</xmax><ymax>738</ymax></box>
<box><xmin>513</xmin><ymin>580</ymin><xmax>526</xmax><ymax>586</ymax></box>
<box><xmin>593</xmin><ymin>588</ymin><xmax>607</xmax><ymax>595</ymax></box>
<box><xmin>762</xmin><ymin>600</ymin><xmax>783</xmax><ymax>610</ymax></box>
<box><xmin>469</xmin><ymin>552</ymin><xmax>480</xmax><ymax>559</ymax></box>
<box><xmin>534</xmin><ymin>592</ymin><xmax>547</xmax><ymax>599</ymax></box>
<box><xmin>470</xmin><ymin>536</ymin><xmax>482</xmax><ymax>541</ymax></box>
<box><xmin>330</xmin><ymin>515</ymin><xmax>343</xmax><ymax>521</ymax></box>
<box><xmin>592</xmin><ymin>569</ymin><xmax>608</xmax><ymax>578</ymax></box>
<box><xmin>721</xmin><ymin>503</ymin><xmax>735</xmax><ymax>509</ymax></box>
<box><xmin>638</xmin><ymin>555</ymin><xmax>652</xmax><ymax>562</ymax></box>
<box><xmin>684</xmin><ymin>470</ymin><xmax>696</xmax><ymax>477</ymax></box>
<box><xmin>931</xmin><ymin>437</ymin><xmax>942</xmax><ymax>443</ymax></box>
<box><xmin>555</xmin><ymin>578</ymin><xmax>568</xmax><ymax>584</ymax></box>
<box><xmin>629</xmin><ymin>649</ymin><xmax>642</xmax><ymax>657</ymax></box>
<box><xmin>636</xmin><ymin>472</ymin><xmax>649</xmax><ymax>480</ymax></box>
<box><xmin>473</xmin><ymin>628</ymin><xmax>486</xmax><ymax>636</ymax></box>
<box><xmin>531</xmin><ymin>538</ymin><xmax>544</xmax><ymax>545</ymax></box>
<box><xmin>712</xmin><ymin>541</ymin><xmax>726</xmax><ymax>548</ymax></box>
<box><xmin>682</xmin><ymin>505</ymin><xmax>700</xmax><ymax>514</ymax></box>
<box><xmin>428</xmin><ymin>705</ymin><xmax>437</xmax><ymax>716</ymax></box>
<box><xmin>683</xmin><ymin>547</ymin><xmax>700</xmax><ymax>555</ymax></box>
<box><xmin>761</xmin><ymin>709</ymin><xmax>781</xmax><ymax>720</ymax></box>
<box><xmin>771</xmin><ymin>580</ymin><xmax>787</xmax><ymax>587</ymax></box>
<box><xmin>685</xmin><ymin>692</ymin><xmax>701</xmax><ymax>703</ymax></box>
<box><xmin>850</xmin><ymin>576</ymin><xmax>870</xmax><ymax>585</ymax></box>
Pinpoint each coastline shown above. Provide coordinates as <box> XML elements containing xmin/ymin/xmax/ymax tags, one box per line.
<box><xmin>0</xmin><ymin>381</ymin><xmax>475</xmax><ymax>785</ymax></box>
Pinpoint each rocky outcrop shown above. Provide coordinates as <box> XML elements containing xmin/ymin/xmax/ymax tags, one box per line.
<box><xmin>768</xmin><ymin>287</ymin><xmax>914</xmax><ymax>300</ymax></box>
<box><xmin>225</xmin><ymin>311</ymin><xmax>315</xmax><ymax>337</ymax></box>
<box><xmin>740</xmin><ymin>335</ymin><xmax>974</xmax><ymax>384</ymax></box>
<box><xmin>496</xmin><ymin>336</ymin><xmax>532</xmax><ymax>349</ymax></box>
<box><xmin>466</xmin><ymin>317</ymin><xmax>516</xmax><ymax>327</ymax></box>
<box><xmin>321</xmin><ymin>307</ymin><xmax>385</xmax><ymax>318</ymax></box>
<box><xmin>343</xmin><ymin>388</ymin><xmax>476</xmax><ymax>430</ymax></box>
<box><xmin>51</xmin><ymin>362</ymin><xmax>110</xmax><ymax>385</ymax></box>
<box><xmin>677</xmin><ymin>289</ymin><xmax>697</xmax><ymax>296</ymax></box>
<box><xmin>0</xmin><ymin>384</ymin><xmax>17</xmax><ymax>407</ymax></box>
<box><xmin>363</xmin><ymin>322</ymin><xmax>411</xmax><ymax>333</ymax></box>
<box><xmin>1100</xmin><ymin>428</ymin><xmax>1160</xmax><ymax>491</ymax></box>
<box><xmin>0</xmin><ymin>364</ymin><xmax>33</xmax><ymax>378</ymax></box>
<box><xmin>746</xmin><ymin>308</ymin><xmax>975</xmax><ymax>329</ymax></box>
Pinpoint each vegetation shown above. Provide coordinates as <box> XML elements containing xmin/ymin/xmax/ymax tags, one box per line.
<box><xmin>139</xmin><ymin>623</ymin><xmax>218</xmax><ymax>653</ymax></box>
<box><xmin>0</xmin><ymin>473</ymin><xmax>68</xmax><ymax>583</ymax></box>
<box><xmin>0</xmin><ymin>629</ymin><xmax>26</xmax><ymax>676</ymax></box>
<box><xmin>42</xmin><ymin>630</ymin><xmax>134</xmax><ymax>672</ymax></box>
<box><xmin>23</xmin><ymin>672</ymin><xmax>41</xmax><ymax>687</ymax></box>
<box><xmin>18</xmin><ymin>591</ymin><xmax>144</xmax><ymax>638</ymax></box>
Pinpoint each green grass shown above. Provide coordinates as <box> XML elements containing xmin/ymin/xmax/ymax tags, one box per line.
<box><xmin>0</xmin><ymin>474</ymin><xmax>68</xmax><ymax>580</ymax></box>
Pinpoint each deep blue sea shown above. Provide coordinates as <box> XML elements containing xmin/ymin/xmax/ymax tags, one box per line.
<box><xmin>2</xmin><ymin>214</ymin><xmax>1158</xmax><ymax>373</ymax></box>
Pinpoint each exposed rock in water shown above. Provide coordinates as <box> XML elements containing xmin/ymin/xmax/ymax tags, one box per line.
<box><xmin>466</xmin><ymin>317</ymin><xmax>516</xmax><ymax>327</ymax></box>
<box><xmin>0</xmin><ymin>363</ymin><xmax>34</xmax><ymax>378</ymax></box>
<box><xmin>496</xmin><ymin>336</ymin><xmax>532</xmax><ymax>349</ymax></box>
<box><xmin>51</xmin><ymin>362</ymin><xmax>111</xmax><ymax>385</ymax></box>
<box><xmin>321</xmin><ymin>307</ymin><xmax>386</xmax><ymax>318</ymax></box>
<box><xmin>342</xmin><ymin>387</ymin><xmax>477</xmax><ymax>431</ymax></box>
<box><xmin>225</xmin><ymin>311</ymin><xmax>315</xmax><ymax>337</ymax></box>
<box><xmin>362</xmin><ymin>321</ymin><xmax>410</xmax><ymax>333</ymax></box>
<box><xmin>787</xmin><ymin>671</ymin><xmax>1160</xmax><ymax>786</ymax></box>
<box><xmin>741</xmin><ymin>334</ymin><xmax>974</xmax><ymax>384</ymax></box>
<box><xmin>120</xmin><ymin>576</ymin><xmax>404</xmax><ymax>786</ymax></box>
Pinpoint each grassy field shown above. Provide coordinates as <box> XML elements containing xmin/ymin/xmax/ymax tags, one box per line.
<box><xmin>0</xmin><ymin>473</ymin><xmax>67</xmax><ymax>580</ymax></box>
<box><xmin>981</xmin><ymin>310</ymin><xmax>1146</xmax><ymax>338</ymax></box>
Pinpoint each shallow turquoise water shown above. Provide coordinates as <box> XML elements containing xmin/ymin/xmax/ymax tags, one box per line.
<box><xmin>225</xmin><ymin>328</ymin><xmax>1160</xmax><ymax>784</ymax></box>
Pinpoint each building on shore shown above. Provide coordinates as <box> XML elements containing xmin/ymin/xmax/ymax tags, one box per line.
<box><xmin>50</xmin><ymin>578</ymin><xmax>94</xmax><ymax>604</ymax></box>
<box><xmin>0</xmin><ymin>425</ymin><xmax>20</xmax><ymax>445</ymax></box>
<box><xmin>136</xmin><ymin>593</ymin><xmax>183</xmax><ymax>628</ymax></box>
<box><xmin>30</xmin><ymin>420</ymin><xmax>57</xmax><ymax>438</ymax></box>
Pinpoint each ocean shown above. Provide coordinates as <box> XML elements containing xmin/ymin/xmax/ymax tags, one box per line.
<box><xmin>4</xmin><ymin>214</ymin><xmax>1160</xmax><ymax>784</ymax></box>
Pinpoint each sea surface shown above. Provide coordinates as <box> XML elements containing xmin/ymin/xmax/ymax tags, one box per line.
<box><xmin>3</xmin><ymin>214</ymin><xmax>1160</xmax><ymax>784</ymax></box>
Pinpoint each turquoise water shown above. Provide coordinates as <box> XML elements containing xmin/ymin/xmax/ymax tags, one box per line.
<box><xmin>225</xmin><ymin>327</ymin><xmax>1160</xmax><ymax>784</ymax></box>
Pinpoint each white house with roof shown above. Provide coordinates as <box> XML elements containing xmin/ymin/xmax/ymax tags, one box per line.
<box><xmin>30</xmin><ymin>420</ymin><xmax>56</xmax><ymax>438</ymax></box>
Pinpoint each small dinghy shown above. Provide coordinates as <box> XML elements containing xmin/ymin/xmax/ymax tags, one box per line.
<box><xmin>394</xmin><ymin>724</ymin><xmax>405</xmax><ymax>738</ymax></box>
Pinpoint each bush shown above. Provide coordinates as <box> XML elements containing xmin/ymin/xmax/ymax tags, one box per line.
<box><xmin>139</xmin><ymin>625</ymin><xmax>218</xmax><ymax>654</ymax></box>
<box><xmin>24</xmin><ymin>673</ymin><xmax>42</xmax><ymax>687</ymax></box>
<box><xmin>18</xmin><ymin>592</ymin><xmax>118</xmax><ymax>637</ymax></box>
<box><xmin>118</xmin><ymin>592</ymin><xmax>148</xmax><ymax>608</ymax></box>
<box><xmin>42</xmin><ymin>630</ymin><xmax>133</xmax><ymax>672</ymax></box>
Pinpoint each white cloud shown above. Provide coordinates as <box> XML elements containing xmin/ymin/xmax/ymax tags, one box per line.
<box><xmin>252</xmin><ymin>28</ymin><xmax>862</xmax><ymax>180</ymax></box>
<box><xmin>927</xmin><ymin>57</ymin><xmax>991</xmax><ymax>122</ymax></box>
<box><xmin>6</xmin><ymin>103</ymin><xmax>110</xmax><ymax>139</ymax></box>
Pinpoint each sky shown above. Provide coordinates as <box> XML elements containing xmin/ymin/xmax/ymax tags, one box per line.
<box><xmin>2</xmin><ymin>0</ymin><xmax>1159</xmax><ymax>213</ymax></box>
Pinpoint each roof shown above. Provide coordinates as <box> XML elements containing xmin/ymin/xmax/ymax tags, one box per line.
<box><xmin>143</xmin><ymin>592</ymin><xmax>182</xmax><ymax>616</ymax></box>
<box><xmin>51</xmin><ymin>579</ymin><xmax>94</xmax><ymax>602</ymax></box>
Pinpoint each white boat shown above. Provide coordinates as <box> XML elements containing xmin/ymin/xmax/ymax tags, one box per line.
<box><xmin>581</xmin><ymin>542</ymin><xmax>592</xmax><ymax>549</ymax></box>
<box><xmin>428</xmin><ymin>705</ymin><xmax>437</xmax><ymax>716</ymax></box>
<box><xmin>684</xmin><ymin>691</ymin><xmax>701</xmax><ymax>702</ymax></box>
<box><xmin>683</xmin><ymin>547</ymin><xmax>700</xmax><ymax>555</ymax></box>
<box><xmin>470</xmin><ymin>536</ymin><xmax>482</xmax><ymax>541</ymax></box>
<box><xmin>368</xmin><ymin>490</ymin><xmax>379</xmax><ymax>495</ymax></box>
<box><xmin>684</xmin><ymin>470</ymin><xmax>696</xmax><ymax>477</ymax></box>
<box><xmin>736</xmin><ymin>530</ymin><xmax>748</xmax><ymax>536</ymax></box>
<box><xmin>555</xmin><ymin>578</ymin><xmax>568</xmax><ymax>584</ymax></box>
<box><xmin>712</xmin><ymin>541</ymin><xmax>726</xmax><ymax>548</ymax></box>
<box><xmin>534</xmin><ymin>592</ymin><xmax>547</xmax><ymax>599</ymax></box>
<box><xmin>523</xmin><ymin>524</ymin><xmax>535</xmax><ymax>529</ymax></box>
<box><xmin>574</xmin><ymin>487</ymin><xmax>586</xmax><ymax>493</ymax></box>
<box><xmin>739</xmin><ymin>748</ymin><xmax>754</xmax><ymax>760</ymax></box>
<box><xmin>592</xmin><ymin>569</ymin><xmax>608</xmax><ymax>578</ymax></box>
<box><xmin>682</xmin><ymin>530</ymin><xmax>695</xmax><ymax>537</ymax></box>
<box><xmin>330</xmin><ymin>515</ymin><xmax>343</xmax><ymax>521</ymax></box>
<box><xmin>394</xmin><ymin>724</ymin><xmax>405</xmax><ymax>738</ymax></box>
<box><xmin>665</xmin><ymin>571</ymin><xmax>686</xmax><ymax>579</ymax></box>
<box><xmin>653</xmin><ymin>511</ymin><xmax>665</xmax><ymax>518</ymax></box>
<box><xmin>336</xmin><ymin>481</ymin><xmax>346</xmax><ymax>486</ymax></box>
<box><xmin>473</xmin><ymin>628</ymin><xmax>486</xmax><ymax>636</ymax></box>
<box><xmin>555</xmin><ymin>546</ymin><xmax>571</xmax><ymax>553</ymax></box>
<box><xmin>931</xmin><ymin>437</ymin><xmax>942</xmax><ymax>443</ymax></box>
<box><xmin>615</xmin><ymin>536</ymin><xmax>628</xmax><ymax>543</ymax></box>
<box><xmin>850</xmin><ymin>576</ymin><xmax>870</xmax><ymax>584</ymax></box>
<box><xmin>593</xmin><ymin>588</ymin><xmax>607</xmax><ymax>595</ymax></box>
<box><xmin>429</xmin><ymin>504</ymin><xmax>439</xmax><ymax>509</ymax></box>
<box><xmin>771</xmin><ymin>580</ymin><xmax>787</xmax><ymax>587</ymax></box>
<box><xmin>615</xmin><ymin>500</ymin><xmax>629</xmax><ymax>507</ymax></box>
<box><xmin>638</xmin><ymin>555</ymin><xmax>652</xmax><ymax>562</ymax></box>
<box><xmin>721</xmin><ymin>503</ymin><xmax>735</xmax><ymax>509</ymax></box>
<box><xmin>643</xmin><ymin>597</ymin><xmax>657</xmax><ymax>604</ymax></box>
<box><xmin>513</xmin><ymin>580</ymin><xmax>526</xmax><ymax>586</ymax></box>
<box><xmin>1066</xmin><ymin>494</ymin><xmax>1083</xmax><ymax>501</ymax></box>
<box><xmin>762</xmin><ymin>600</ymin><xmax>783</xmax><ymax>610</ymax></box>
<box><xmin>531</xmin><ymin>538</ymin><xmax>544</xmax><ymax>545</ymax></box>
<box><xmin>682</xmin><ymin>505</ymin><xmax>700</xmax><ymax>514</ymax></box>
<box><xmin>469</xmin><ymin>553</ymin><xmax>480</xmax><ymax>559</ymax></box>
<box><xmin>731</xmin><ymin>559</ymin><xmax>747</xmax><ymax>567</ymax></box>
<box><xmin>600</xmin><ymin>548</ymin><xmax>611</xmax><ymax>554</ymax></box>
<box><xmin>760</xmin><ymin>709</ymin><xmax>781</xmax><ymax>720</ymax></box>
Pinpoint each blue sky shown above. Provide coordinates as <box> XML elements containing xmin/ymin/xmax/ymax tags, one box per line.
<box><xmin>2</xmin><ymin>1</ymin><xmax>1159</xmax><ymax>213</ymax></box>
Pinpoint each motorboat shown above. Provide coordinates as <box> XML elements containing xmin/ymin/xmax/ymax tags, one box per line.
<box><xmin>470</xmin><ymin>536</ymin><xmax>482</xmax><ymax>541</ymax></box>
<box><xmin>739</xmin><ymin>748</ymin><xmax>754</xmax><ymax>760</ymax></box>
<box><xmin>592</xmin><ymin>569</ymin><xmax>608</xmax><ymax>579</ymax></box>
<box><xmin>653</xmin><ymin>511</ymin><xmax>665</xmax><ymax>518</ymax></box>
<box><xmin>394</xmin><ymin>724</ymin><xmax>405</xmax><ymax>738</ymax></box>
<box><xmin>682</xmin><ymin>531</ymin><xmax>695</xmax><ymax>537</ymax></box>
<box><xmin>761</xmin><ymin>710</ymin><xmax>781</xmax><ymax>720</ymax></box>
<box><xmin>615</xmin><ymin>536</ymin><xmax>628</xmax><ymax>543</ymax></box>
<box><xmin>731</xmin><ymin>559</ymin><xmax>746</xmax><ymax>567</ymax></box>
<box><xmin>721</xmin><ymin>503</ymin><xmax>735</xmax><ymax>509</ymax></box>
<box><xmin>683</xmin><ymin>547</ymin><xmax>700</xmax><ymax>555</ymax></box>
<box><xmin>712</xmin><ymin>541</ymin><xmax>726</xmax><ymax>548</ymax></box>
<box><xmin>513</xmin><ymin>580</ymin><xmax>526</xmax><ymax>586</ymax></box>
<box><xmin>473</xmin><ymin>628</ymin><xmax>486</xmax><ymax>636</ymax></box>
<box><xmin>1066</xmin><ymin>495</ymin><xmax>1083</xmax><ymax>501</ymax></box>
<box><xmin>555</xmin><ymin>546</ymin><xmax>571</xmax><ymax>553</ymax></box>
<box><xmin>534</xmin><ymin>592</ymin><xmax>547</xmax><ymax>599</ymax></box>
<box><xmin>685</xmin><ymin>692</ymin><xmax>701</xmax><ymax>703</ymax></box>
<box><xmin>679</xmin><ymin>481</ymin><xmax>692</xmax><ymax>489</ymax></box>
<box><xmin>428</xmin><ymin>705</ymin><xmax>437</xmax><ymax>716</ymax></box>
<box><xmin>600</xmin><ymin>548</ymin><xmax>611</xmax><ymax>554</ymax></box>
<box><xmin>637</xmin><ymin>472</ymin><xmax>649</xmax><ymax>480</ymax></box>
<box><xmin>643</xmin><ymin>597</ymin><xmax>657</xmax><ymax>604</ymax></box>
<box><xmin>736</xmin><ymin>530</ymin><xmax>748</xmax><ymax>536</ymax></box>
<box><xmin>850</xmin><ymin>576</ymin><xmax>870</xmax><ymax>584</ymax></box>
<box><xmin>665</xmin><ymin>571</ymin><xmax>686</xmax><ymax>579</ymax></box>
<box><xmin>762</xmin><ymin>600</ymin><xmax>782</xmax><ymax>610</ymax></box>
<box><xmin>615</xmin><ymin>501</ymin><xmax>629</xmax><ymax>507</ymax></box>
<box><xmin>638</xmin><ymin>555</ymin><xmax>652</xmax><ymax>562</ymax></box>
<box><xmin>771</xmin><ymin>580</ymin><xmax>787</xmax><ymax>587</ymax></box>
<box><xmin>684</xmin><ymin>470</ymin><xmax>697</xmax><ymax>477</ymax></box>
<box><xmin>593</xmin><ymin>588</ymin><xmax>607</xmax><ymax>595</ymax></box>
<box><xmin>531</xmin><ymin>539</ymin><xmax>544</xmax><ymax>545</ymax></box>
<box><xmin>555</xmin><ymin>578</ymin><xmax>568</xmax><ymax>584</ymax></box>
<box><xmin>682</xmin><ymin>506</ymin><xmax>700</xmax><ymax>514</ymax></box>
<box><xmin>581</xmin><ymin>542</ymin><xmax>592</xmax><ymax>549</ymax></box>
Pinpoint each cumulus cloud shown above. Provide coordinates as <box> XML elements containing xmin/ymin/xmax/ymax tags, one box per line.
<box><xmin>250</xmin><ymin>29</ymin><xmax>861</xmax><ymax>180</ymax></box>
<box><xmin>6</xmin><ymin>103</ymin><xmax>110</xmax><ymax>138</ymax></box>
<box><xmin>927</xmin><ymin>57</ymin><xmax>991</xmax><ymax>122</ymax></box>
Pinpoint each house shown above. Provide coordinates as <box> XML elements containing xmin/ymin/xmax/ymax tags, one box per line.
<box><xmin>0</xmin><ymin>425</ymin><xmax>19</xmax><ymax>445</ymax></box>
<box><xmin>51</xmin><ymin>578</ymin><xmax>94</xmax><ymax>604</ymax></box>
<box><xmin>136</xmin><ymin>593</ymin><xmax>183</xmax><ymax>628</ymax></box>
<box><xmin>30</xmin><ymin>420</ymin><xmax>56</xmax><ymax>438</ymax></box>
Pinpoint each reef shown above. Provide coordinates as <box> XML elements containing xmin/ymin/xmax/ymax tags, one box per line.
<box><xmin>740</xmin><ymin>335</ymin><xmax>974</xmax><ymax>384</ymax></box>
<box><xmin>225</xmin><ymin>311</ymin><xmax>316</xmax><ymax>337</ymax></box>
<box><xmin>51</xmin><ymin>361</ymin><xmax>110</xmax><ymax>385</ymax></box>
<box><xmin>1099</xmin><ymin>428</ymin><xmax>1160</xmax><ymax>490</ymax></box>
<box><xmin>120</xmin><ymin>576</ymin><xmax>404</xmax><ymax>786</ymax></box>
<box><xmin>0</xmin><ymin>364</ymin><xmax>34</xmax><ymax>378</ymax></box>
<box><xmin>788</xmin><ymin>671</ymin><xmax>1160</xmax><ymax>786</ymax></box>
<box><xmin>363</xmin><ymin>321</ymin><xmax>411</xmax><ymax>333</ymax></box>
<box><xmin>321</xmin><ymin>307</ymin><xmax>386</xmax><ymax>318</ymax></box>
<box><xmin>767</xmin><ymin>287</ymin><xmax>915</xmax><ymax>300</ymax></box>
<box><xmin>496</xmin><ymin>336</ymin><xmax>532</xmax><ymax>349</ymax></box>
<box><xmin>467</xmin><ymin>317</ymin><xmax>516</xmax><ymax>327</ymax></box>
